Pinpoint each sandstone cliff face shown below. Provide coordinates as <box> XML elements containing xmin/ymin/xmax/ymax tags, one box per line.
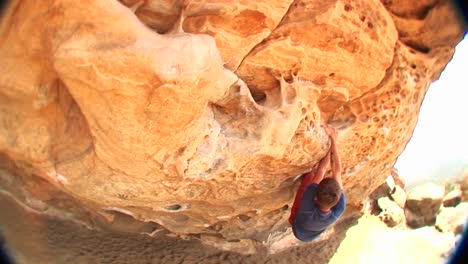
<box><xmin>0</xmin><ymin>0</ymin><xmax>465</xmax><ymax>256</ymax></box>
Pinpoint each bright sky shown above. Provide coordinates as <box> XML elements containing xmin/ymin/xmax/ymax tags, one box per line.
<box><xmin>395</xmin><ymin>36</ymin><xmax>468</xmax><ymax>188</ymax></box>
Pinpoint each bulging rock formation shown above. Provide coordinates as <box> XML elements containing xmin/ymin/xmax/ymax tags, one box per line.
<box><xmin>0</xmin><ymin>0</ymin><xmax>465</xmax><ymax>259</ymax></box>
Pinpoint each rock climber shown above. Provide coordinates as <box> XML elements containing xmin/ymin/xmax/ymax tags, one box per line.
<box><xmin>288</xmin><ymin>126</ymin><xmax>346</xmax><ymax>242</ymax></box>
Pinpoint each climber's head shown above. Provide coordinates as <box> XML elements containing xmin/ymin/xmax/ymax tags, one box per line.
<box><xmin>315</xmin><ymin>178</ymin><xmax>341</xmax><ymax>210</ymax></box>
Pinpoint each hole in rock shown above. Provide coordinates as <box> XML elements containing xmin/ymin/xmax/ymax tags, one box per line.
<box><xmin>329</xmin><ymin>72</ymin><xmax>335</xmax><ymax>77</ymax></box>
<box><xmin>163</xmin><ymin>204</ymin><xmax>182</xmax><ymax>211</ymax></box>
<box><xmin>238</xmin><ymin>214</ymin><xmax>251</xmax><ymax>222</ymax></box>
<box><xmin>344</xmin><ymin>4</ymin><xmax>352</xmax><ymax>12</ymax></box>
<box><xmin>301</xmin><ymin>107</ymin><xmax>307</xmax><ymax>114</ymax></box>
<box><xmin>252</xmin><ymin>90</ymin><xmax>266</xmax><ymax>103</ymax></box>
<box><xmin>283</xmin><ymin>75</ymin><xmax>294</xmax><ymax>84</ymax></box>
<box><xmin>231</xmin><ymin>84</ymin><xmax>241</xmax><ymax>94</ymax></box>
<box><xmin>176</xmin><ymin>147</ymin><xmax>186</xmax><ymax>156</ymax></box>
<box><xmin>401</xmin><ymin>90</ymin><xmax>409</xmax><ymax>99</ymax></box>
<box><xmin>281</xmin><ymin>204</ymin><xmax>289</xmax><ymax>211</ymax></box>
<box><xmin>404</xmin><ymin>40</ymin><xmax>431</xmax><ymax>54</ymax></box>
<box><xmin>399</xmin><ymin>32</ymin><xmax>409</xmax><ymax>38</ymax></box>
<box><xmin>367</xmin><ymin>22</ymin><xmax>374</xmax><ymax>29</ymax></box>
<box><xmin>329</xmin><ymin>114</ymin><xmax>356</xmax><ymax>130</ymax></box>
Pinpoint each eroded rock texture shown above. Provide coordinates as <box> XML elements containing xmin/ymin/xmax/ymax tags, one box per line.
<box><xmin>0</xmin><ymin>0</ymin><xmax>465</xmax><ymax>258</ymax></box>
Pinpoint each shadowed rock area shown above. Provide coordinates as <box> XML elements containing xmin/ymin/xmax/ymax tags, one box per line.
<box><xmin>0</xmin><ymin>184</ymin><xmax>360</xmax><ymax>263</ymax></box>
<box><xmin>0</xmin><ymin>0</ymin><xmax>466</xmax><ymax>259</ymax></box>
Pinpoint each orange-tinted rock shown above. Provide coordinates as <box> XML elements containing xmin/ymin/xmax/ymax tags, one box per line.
<box><xmin>0</xmin><ymin>0</ymin><xmax>465</xmax><ymax>256</ymax></box>
<box><xmin>236</xmin><ymin>0</ymin><xmax>398</xmax><ymax>101</ymax></box>
<box><xmin>125</xmin><ymin>0</ymin><xmax>293</xmax><ymax>70</ymax></box>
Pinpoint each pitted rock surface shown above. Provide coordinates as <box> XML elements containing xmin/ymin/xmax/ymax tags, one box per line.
<box><xmin>0</xmin><ymin>0</ymin><xmax>465</xmax><ymax>257</ymax></box>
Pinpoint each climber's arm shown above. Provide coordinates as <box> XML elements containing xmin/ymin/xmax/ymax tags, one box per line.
<box><xmin>326</xmin><ymin>127</ymin><xmax>343</xmax><ymax>189</ymax></box>
<box><xmin>310</xmin><ymin>150</ymin><xmax>331</xmax><ymax>184</ymax></box>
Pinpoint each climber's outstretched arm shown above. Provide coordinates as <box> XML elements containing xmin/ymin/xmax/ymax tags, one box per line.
<box><xmin>310</xmin><ymin>150</ymin><xmax>331</xmax><ymax>184</ymax></box>
<box><xmin>325</xmin><ymin>126</ymin><xmax>343</xmax><ymax>189</ymax></box>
